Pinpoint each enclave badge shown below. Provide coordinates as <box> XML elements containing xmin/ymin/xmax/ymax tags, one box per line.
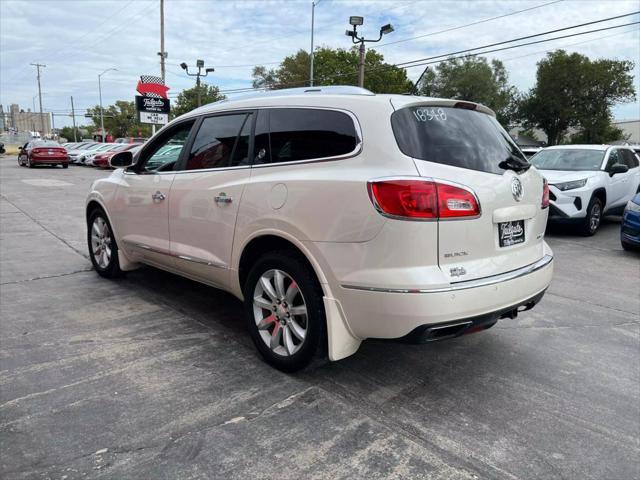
<box><xmin>511</xmin><ymin>177</ymin><xmax>523</xmax><ymax>202</ymax></box>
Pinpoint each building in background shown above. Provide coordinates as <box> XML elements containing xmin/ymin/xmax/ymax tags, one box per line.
<box><xmin>4</xmin><ymin>103</ymin><xmax>51</xmax><ymax>135</ymax></box>
<box><xmin>613</xmin><ymin>119</ymin><xmax>640</xmax><ymax>144</ymax></box>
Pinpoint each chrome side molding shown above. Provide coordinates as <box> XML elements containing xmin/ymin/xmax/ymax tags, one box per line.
<box><xmin>123</xmin><ymin>240</ymin><xmax>227</xmax><ymax>270</ymax></box>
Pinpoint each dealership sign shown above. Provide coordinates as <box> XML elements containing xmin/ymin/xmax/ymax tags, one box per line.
<box><xmin>135</xmin><ymin>75</ymin><xmax>170</xmax><ymax>125</ymax></box>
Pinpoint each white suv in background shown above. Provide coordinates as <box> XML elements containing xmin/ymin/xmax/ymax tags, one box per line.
<box><xmin>530</xmin><ymin>145</ymin><xmax>640</xmax><ymax>235</ymax></box>
<box><xmin>86</xmin><ymin>86</ymin><xmax>553</xmax><ymax>372</ymax></box>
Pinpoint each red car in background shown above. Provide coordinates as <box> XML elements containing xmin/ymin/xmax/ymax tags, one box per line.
<box><xmin>18</xmin><ymin>140</ymin><xmax>69</xmax><ymax>168</ymax></box>
<box><xmin>92</xmin><ymin>143</ymin><xmax>141</xmax><ymax>168</ymax></box>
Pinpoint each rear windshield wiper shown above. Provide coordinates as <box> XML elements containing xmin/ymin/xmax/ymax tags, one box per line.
<box><xmin>499</xmin><ymin>155</ymin><xmax>531</xmax><ymax>173</ymax></box>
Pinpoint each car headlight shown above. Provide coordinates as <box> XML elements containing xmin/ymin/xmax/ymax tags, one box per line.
<box><xmin>552</xmin><ymin>178</ymin><xmax>588</xmax><ymax>191</ymax></box>
<box><xmin>625</xmin><ymin>199</ymin><xmax>640</xmax><ymax>213</ymax></box>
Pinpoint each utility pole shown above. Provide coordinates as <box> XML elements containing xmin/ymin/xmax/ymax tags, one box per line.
<box><xmin>160</xmin><ymin>0</ymin><xmax>166</xmax><ymax>84</ymax></box>
<box><xmin>30</xmin><ymin>63</ymin><xmax>46</xmax><ymax>135</ymax></box>
<box><xmin>345</xmin><ymin>17</ymin><xmax>394</xmax><ymax>88</ymax></box>
<box><xmin>180</xmin><ymin>60</ymin><xmax>215</xmax><ymax>108</ymax></box>
<box><xmin>70</xmin><ymin>96</ymin><xmax>77</xmax><ymax>142</ymax></box>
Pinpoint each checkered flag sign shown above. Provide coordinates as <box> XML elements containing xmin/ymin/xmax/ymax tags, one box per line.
<box><xmin>137</xmin><ymin>75</ymin><xmax>167</xmax><ymax>98</ymax></box>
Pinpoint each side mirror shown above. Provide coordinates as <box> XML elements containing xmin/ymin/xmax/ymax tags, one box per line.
<box><xmin>109</xmin><ymin>151</ymin><xmax>134</xmax><ymax>169</ymax></box>
<box><xmin>609</xmin><ymin>163</ymin><xmax>629</xmax><ymax>176</ymax></box>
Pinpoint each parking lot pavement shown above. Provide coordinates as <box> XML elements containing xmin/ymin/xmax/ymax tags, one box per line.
<box><xmin>1</xmin><ymin>156</ymin><xmax>638</xmax><ymax>480</ymax></box>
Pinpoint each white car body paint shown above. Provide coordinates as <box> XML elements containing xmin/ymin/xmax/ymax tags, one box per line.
<box><xmin>87</xmin><ymin>87</ymin><xmax>554</xmax><ymax>362</ymax></box>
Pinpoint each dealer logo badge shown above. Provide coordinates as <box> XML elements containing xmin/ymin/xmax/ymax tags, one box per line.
<box><xmin>511</xmin><ymin>177</ymin><xmax>523</xmax><ymax>202</ymax></box>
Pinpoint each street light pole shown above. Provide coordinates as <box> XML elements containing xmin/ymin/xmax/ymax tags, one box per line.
<box><xmin>30</xmin><ymin>63</ymin><xmax>46</xmax><ymax>135</ymax></box>
<box><xmin>180</xmin><ymin>61</ymin><xmax>215</xmax><ymax>108</ymax></box>
<box><xmin>345</xmin><ymin>17</ymin><xmax>394</xmax><ymax>88</ymax></box>
<box><xmin>310</xmin><ymin>0</ymin><xmax>323</xmax><ymax>87</ymax></box>
<box><xmin>98</xmin><ymin>68</ymin><xmax>117</xmax><ymax>142</ymax></box>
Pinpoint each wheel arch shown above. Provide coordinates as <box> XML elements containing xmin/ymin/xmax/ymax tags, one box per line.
<box><xmin>237</xmin><ymin>234</ymin><xmax>328</xmax><ymax>297</ymax></box>
<box><xmin>592</xmin><ymin>187</ymin><xmax>606</xmax><ymax>207</ymax></box>
<box><xmin>234</xmin><ymin>232</ymin><xmax>361</xmax><ymax>361</ymax></box>
<box><xmin>85</xmin><ymin>197</ymin><xmax>139</xmax><ymax>271</ymax></box>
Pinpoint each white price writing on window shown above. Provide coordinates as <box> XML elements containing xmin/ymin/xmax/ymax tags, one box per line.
<box><xmin>412</xmin><ymin>107</ymin><xmax>447</xmax><ymax>122</ymax></box>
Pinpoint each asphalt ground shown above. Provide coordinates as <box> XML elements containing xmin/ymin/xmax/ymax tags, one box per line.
<box><xmin>1</xmin><ymin>156</ymin><xmax>638</xmax><ymax>480</ymax></box>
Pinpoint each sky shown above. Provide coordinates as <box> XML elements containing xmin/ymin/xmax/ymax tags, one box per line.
<box><xmin>1</xmin><ymin>0</ymin><xmax>639</xmax><ymax>129</ymax></box>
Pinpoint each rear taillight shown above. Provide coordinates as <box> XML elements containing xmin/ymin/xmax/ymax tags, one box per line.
<box><xmin>542</xmin><ymin>178</ymin><xmax>549</xmax><ymax>209</ymax></box>
<box><xmin>368</xmin><ymin>179</ymin><xmax>480</xmax><ymax>220</ymax></box>
<box><xmin>32</xmin><ymin>148</ymin><xmax>44</xmax><ymax>155</ymax></box>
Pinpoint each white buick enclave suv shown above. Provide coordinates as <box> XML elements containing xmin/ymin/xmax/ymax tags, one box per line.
<box><xmin>86</xmin><ymin>86</ymin><xmax>553</xmax><ymax>371</ymax></box>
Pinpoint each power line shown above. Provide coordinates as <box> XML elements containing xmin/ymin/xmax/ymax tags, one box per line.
<box><xmin>212</xmin><ymin>19</ymin><xmax>640</xmax><ymax>95</ymax></box>
<box><xmin>377</xmin><ymin>0</ymin><xmax>565</xmax><ymax>49</ymax></box>
<box><xmin>395</xmin><ymin>11</ymin><xmax>640</xmax><ymax>68</ymax></box>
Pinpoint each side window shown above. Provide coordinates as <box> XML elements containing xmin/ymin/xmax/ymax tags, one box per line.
<box><xmin>184</xmin><ymin>113</ymin><xmax>251</xmax><ymax>171</ymax></box>
<box><xmin>255</xmin><ymin>108</ymin><xmax>358</xmax><ymax>165</ymax></box>
<box><xmin>605</xmin><ymin>150</ymin><xmax>621</xmax><ymax>171</ymax></box>
<box><xmin>621</xmin><ymin>149</ymin><xmax>639</xmax><ymax>168</ymax></box>
<box><xmin>139</xmin><ymin>121</ymin><xmax>195</xmax><ymax>172</ymax></box>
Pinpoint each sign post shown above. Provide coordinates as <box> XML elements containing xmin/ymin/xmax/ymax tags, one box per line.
<box><xmin>135</xmin><ymin>75</ymin><xmax>170</xmax><ymax>129</ymax></box>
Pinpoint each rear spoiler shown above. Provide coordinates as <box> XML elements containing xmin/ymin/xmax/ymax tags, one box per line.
<box><xmin>389</xmin><ymin>97</ymin><xmax>496</xmax><ymax>117</ymax></box>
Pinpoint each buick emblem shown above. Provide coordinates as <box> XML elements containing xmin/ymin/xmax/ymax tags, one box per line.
<box><xmin>511</xmin><ymin>177</ymin><xmax>523</xmax><ymax>202</ymax></box>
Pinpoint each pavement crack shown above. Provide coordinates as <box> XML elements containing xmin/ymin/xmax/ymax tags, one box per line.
<box><xmin>546</xmin><ymin>291</ymin><xmax>639</xmax><ymax>316</ymax></box>
<box><xmin>0</xmin><ymin>267</ymin><xmax>93</xmax><ymax>285</ymax></box>
<box><xmin>0</xmin><ymin>194</ymin><xmax>89</xmax><ymax>260</ymax></box>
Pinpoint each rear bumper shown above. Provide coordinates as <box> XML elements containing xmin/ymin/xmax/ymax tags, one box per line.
<box><xmin>32</xmin><ymin>156</ymin><xmax>68</xmax><ymax>164</ymax></box>
<box><xmin>336</xmin><ymin>253</ymin><xmax>553</xmax><ymax>339</ymax></box>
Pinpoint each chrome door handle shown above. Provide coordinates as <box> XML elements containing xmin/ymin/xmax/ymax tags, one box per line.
<box><xmin>214</xmin><ymin>193</ymin><xmax>233</xmax><ymax>204</ymax></box>
<box><xmin>152</xmin><ymin>191</ymin><xmax>166</xmax><ymax>201</ymax></box>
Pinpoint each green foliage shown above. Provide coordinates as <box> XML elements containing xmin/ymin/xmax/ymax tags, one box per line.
<box><xmin>173</xmin><ymin>84</ymin><xmax>225</xmax><ymax>117</ymax></box>
<box><xmin>519</xmin><ymin>50</ymin><xmax>636</xmax><ymax>145</ymax></box>
<box><xmin>416</xmin><ymin>56</ymin><xmax>518</xmax><ymax>127</ymax></box>
<box><xmin>570</xmin><ymin>120</ymin><xmax>628</xmax><ymax>144</ymax></box>
<box><xmin>87</xmin><ymin>101</ymin><xmax>152</xmax><ymax>138</ymax></box>
<box><xmin>59</xmin><ymin>126</ymin><xmax>80</xmax><ymax>142</ymax></box>
<box><xmin>252</xmin><ymin>47</ymin><xmax>413</xmax><ymax>94</ymax></box>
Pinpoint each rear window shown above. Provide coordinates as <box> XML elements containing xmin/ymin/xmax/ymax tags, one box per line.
<box><xmin>391</xmin><ymin>106</ymin><xmax>526</xmax><ymax>175</ymax></box>
<box><xmin>33</xmin><ymin>140</ymin><xmax>60</xmax><ymax>147</ymax></box>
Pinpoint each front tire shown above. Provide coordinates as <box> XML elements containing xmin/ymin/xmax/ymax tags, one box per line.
<box><xmin>87</xmin><ymin>209</ymin><xmax>123</xmax><ymax>278</ymax></box>
<box><xmin>244</xmin><ymin>251</ymin><xmax>326</xmax><ymax>372</ymax></box>
<box><xmin>580</xmin><ymin>196</ymin><xmax>602</xmax><ymax>236</ymax></box>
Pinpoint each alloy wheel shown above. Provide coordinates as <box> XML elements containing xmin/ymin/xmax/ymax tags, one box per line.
<box><xmin>590</xmin><ymin>203</ymin><xmax>601</xmax><ymax>233</ymax></box>
<box><xmin>90</xmin><ymin>216</ymin><xmax>112</xmax><ymax>269</ymax></box>
<box><xmin>252</xmin><ymin>269</ymin><xmax>308</xmax><ymax>356</ymax></box>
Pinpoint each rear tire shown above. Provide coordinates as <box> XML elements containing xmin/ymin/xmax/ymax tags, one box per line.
<box><xmin>87</xmin><ymin>209</ymin><xmax>123</xmax><ymax>278</ymax></box>
<box><xmin>62</xmin><ymin>163</ymin><xmax>68</xmax><ymax>169</ymax></box>
<box><xmin>579</xmin><ymin>196</ymin><xmax>602</xmax><ymax>236</ymax></box>
<box><xmin>27</xmin><ymin>157</ymin><xmax>34</xmax><ymax>168</ymax></box>
<box><xmin>244</xmin><ymin>250</ymin><xmax>326</xmax><ymax>372</ymax></box>
<box><xmin>621</xmin><ymin>239</ymin><xmax>637</xmax><ymax>252</ymax></box>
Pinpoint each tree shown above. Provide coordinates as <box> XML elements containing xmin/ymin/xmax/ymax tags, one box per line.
<box><xmin>252</xmin><ymin>47</ymin><xmax>413</xmax><ymax>94</ymax></box>
<box><xmin>519</xmin><ymin>50</ymin><xmax>635</xmax><ymax>145</ymax></box>
<box><xmin>59</xmin><ymin>126</ymin><xmax>80</xmax><ymax>142</ymax></box>
<box><xmin>416</xmin><ymin>56</ymin><xmax>518</xmax><ymax>127</ymax></box>
<box><xmin>87</xmin><ymin>101</ymin><xmax>152</xmax><ymax>138</ymax></box>
<box><xmin>173</xmin><ymin>84</ymin><xmax>225</xmax><ymax>117</ymax></box>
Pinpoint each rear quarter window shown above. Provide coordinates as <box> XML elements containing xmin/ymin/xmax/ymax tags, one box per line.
<box><xmin>254</xmin><ymin>108</ymin><xmax>359</xmax><ymax>165</ymax></box>
<box><xmin>391</xmin><ymin>106</ymin><xmax>526</xmax><ymax>175</ymax></box>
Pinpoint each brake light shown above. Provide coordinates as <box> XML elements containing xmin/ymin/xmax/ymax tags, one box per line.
<box><xmin>542</xmin><ymin>178</ymin><xmax>549</xmax><ymax>209</ymax></box>
<box><xmin>368</xmin><ymin>179</ymin><xmax>479</xmax><ymax>219</ymax></box>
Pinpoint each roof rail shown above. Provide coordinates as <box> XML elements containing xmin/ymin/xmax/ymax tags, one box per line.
<box><xmin>199</xmin><ymin>85</ymin><xmax>375</xmax><ymax>108</ymax></box>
